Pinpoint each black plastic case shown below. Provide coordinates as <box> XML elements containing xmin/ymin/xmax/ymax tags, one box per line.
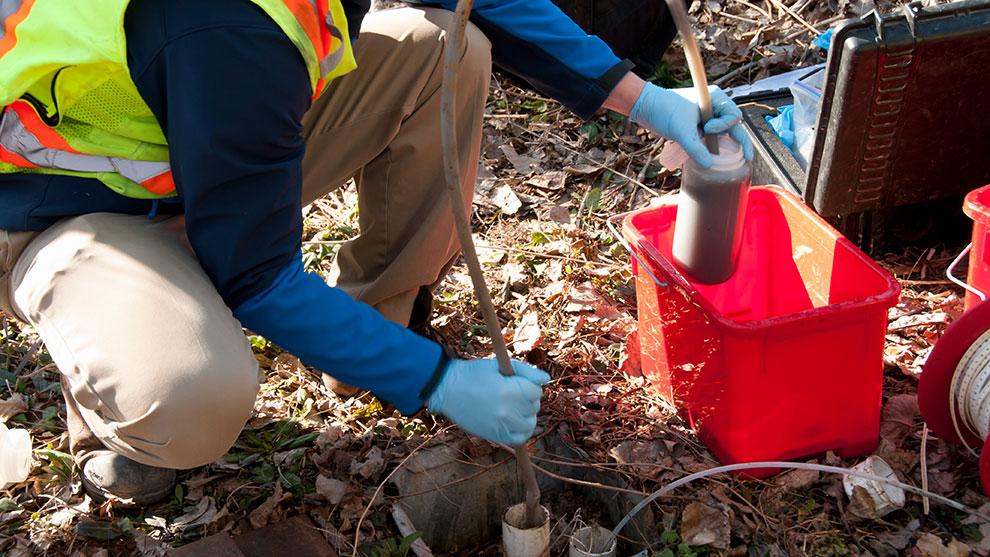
<box><xmin>738</xmin><ymin>0</ymin><xmax>990</xmax><ymax>251</ymax></box>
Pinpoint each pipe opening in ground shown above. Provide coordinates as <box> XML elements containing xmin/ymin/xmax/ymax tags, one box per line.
<box><xmin>568</xmin><ymin>525</ymin><xmax>617</xmax><ymax>557</ymax></box>
<box><xmin>503</xmin><ymin>503</ymin><xmax>551</xmax><ymax>556</ymax></box>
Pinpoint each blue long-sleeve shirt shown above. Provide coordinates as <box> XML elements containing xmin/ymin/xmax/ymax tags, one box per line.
<box><xmin>0</xmin><ymin>0</ymin><xmax>633</xmax><ymax>413</ymax></box>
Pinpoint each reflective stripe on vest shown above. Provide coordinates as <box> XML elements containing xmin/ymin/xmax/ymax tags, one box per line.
<box><xmin>287</xmin><ymin>0</ymin><xmax>346</xmax><ymax>86</ymax></box>
<box><xmin>321</xmin><ymin>9</ymin><xmax>345</xmax><ymax>80</ymax></box>
<box><xmin>0</xmin><ymin>1</ymin><xmax>26</xmax><ymax>39</ymax></box>
<box><xmin>0</xmin><ymin>103</ymin><xmax>174</xmax><ymax>194</ymax></box>
<box><xmin>0</xmin><ymin>0</ymin><xmax>33</xmax><ymax>57</ymax></box>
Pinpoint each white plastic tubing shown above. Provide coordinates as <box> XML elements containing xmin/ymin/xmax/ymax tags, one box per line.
<box><xmin>610</xmin><ymin>461</ymin><xmax>990</xmax><ymax>537</ymax></box>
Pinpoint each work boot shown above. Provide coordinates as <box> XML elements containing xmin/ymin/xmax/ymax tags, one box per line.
<box><xmin>408</xmin><ymin>286</ymin><xmax>452</xmax><ymax>350</ymax></box>
<box><xmin>407</xmin><ymin>286</ymin><xmax>434</xmax><ymax>334</ymax></box>
<box><xmin>321</xmin><ymin>374</ymin><xmax>363</xmax><ymax>398</ymax></box>
<box><xmin>407</xmin><ymin>284</ymin><xmax>459</xmax><ymax>392</ymax></box>
<box><xmin>81</xmin><ymin>450</ymin><xmax>176</xmax><ymax>506</ymax></box>
<box><xmin>61</xmin><ymin>375</ymin><xmax>175</xmax><ymax>506</ymax></box>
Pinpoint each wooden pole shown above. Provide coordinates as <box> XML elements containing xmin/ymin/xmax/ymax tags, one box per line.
<box><xmin>664</xmin><ymin>0</ymin><xmax>720</xmax><ymax>154</ymax></box>
<box><xmin>440</xmin><ymin>0</ymin><xmax>543</xmax><ymax>529</ymax></box>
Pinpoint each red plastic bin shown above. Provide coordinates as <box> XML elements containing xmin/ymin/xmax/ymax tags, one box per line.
<box><xmin>963</xmin><ymin>185</ymin><xmax>990</xmax><ymax>311</ymax></box>
<box><xmin>622</xmin><ymin>186</ymin><xmax>900</xmax><ymax>473</ymax></box>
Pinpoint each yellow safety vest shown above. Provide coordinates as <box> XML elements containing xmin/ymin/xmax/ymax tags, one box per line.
<box><xmin>0</xmin><ymin>0</ymin><xmax>356</xmax><ymax>198</ymax></box>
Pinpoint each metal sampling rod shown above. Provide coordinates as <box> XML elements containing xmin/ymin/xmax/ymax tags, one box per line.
<box><xmin>664</xmin><ymin>0</ymin><xmax>720</xmax><ymax>154</ymax></box>
<box><xmin>440</xmin><ymin>0</ymin><xmax>543</xmax><ymax>529</ymax></box>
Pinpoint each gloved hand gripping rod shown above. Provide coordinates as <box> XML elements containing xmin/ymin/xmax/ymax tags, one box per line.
<box><xmin>440</xmin><ymin>0</ymin><xmax>543</xmax><ymax>529</ymax></box>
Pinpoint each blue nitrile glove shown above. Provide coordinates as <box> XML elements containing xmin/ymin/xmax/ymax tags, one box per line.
<box><xmin>813</xmin><ymin>28</ymin><xmax>834</xmax><ymax>52</ymax></box>
<box><xmin>428</xmin><ymin>358</ymin><xmax>551</xmax><ymax>445</ymax></box>
<box><xmin>766</xmin><ymin>105</ymin><xmax>796</xmax><ymax>148</ymax></box>
<box><xmin>630</xmin><ymin>83</ymin><xmax>754</xmax><ymax>168</ymax></box>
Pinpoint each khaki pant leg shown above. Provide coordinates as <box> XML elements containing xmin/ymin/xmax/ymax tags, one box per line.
<box><xmin>0</xmin><ymin>229</ymin><xmax>36</xmax><ymax>317</ymax></box>
<box><xmin>301</xmin><ymin>7</ymin><xmax>492</xmax><ymax>318</ymax></box>
<box><xmin>2</xmin><ymin>214</ymin><xmax>260</xmax><ymax>470</ymax></box>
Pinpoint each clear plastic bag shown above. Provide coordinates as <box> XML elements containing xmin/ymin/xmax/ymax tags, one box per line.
<box><xmin>788</xmin><ymin>68</ymin><xmax>825</xmax><ymax>169</ymax></box>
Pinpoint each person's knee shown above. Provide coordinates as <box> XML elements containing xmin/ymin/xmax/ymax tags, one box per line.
<box><xmin>157</xmin><ymin>360</ymin><xmax>259</xmax><ymax>469</ymax></box>
<box><xmin>97</xmin><ymin>356</ymin><xmax>261</xmax><ymax>470</ymax></box>
<box><xmin>404</xmin><ymin>8</ymin><xmax>491</xmax><ymax>73</ymax></box>
<box><xmin>461</xmin><ymin>20</ymin><xmax>492</xmax><ymax>76</ymax></box>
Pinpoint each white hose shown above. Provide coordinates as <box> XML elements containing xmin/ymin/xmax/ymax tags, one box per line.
<box><xmin>610</xmin><ymin>461</ymin><xmax>990</xmax><ymax>537</ymax></box>
<box><xmin>950</xmin><ymin>328</ymin><xmax>990</xmax><ymax>456</ymax></box>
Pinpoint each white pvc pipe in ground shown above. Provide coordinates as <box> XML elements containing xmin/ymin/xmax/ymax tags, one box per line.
<box><xmin>502</xmin><ymin>503</ymin><xmax>550</xmax><ymax>557</ymax></box>
<box><xmin>568</xmin><ymin>525</ymin><xmax>617</xmax><ymax>557</ymax></box>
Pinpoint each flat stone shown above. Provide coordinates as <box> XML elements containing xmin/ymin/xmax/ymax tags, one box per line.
<box><xmin>169</xmin><ymin>516</ymin><xmax>336</xmax><ymax>557</ymax></box>
<box><xmin>168</xmin><ymin>532</ymin><xmax>243</xmax><ymax>557</ymax></box>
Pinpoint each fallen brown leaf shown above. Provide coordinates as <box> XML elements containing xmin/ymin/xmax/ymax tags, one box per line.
<box><xmin>172</xmin><ymin>496</ymin><xmax>219</xmax><ymax>532</ymax></box>
<box><xmin>248</xmin><ymin>483</ymin><xmax>288</xmax><ymax>529</ymax></box>
<box><xmin>511</xmin><ymin>310</ymin><xmax>542</xmax><ymax>354</ymax></box>
<box><xmin>680</xmin><ymin>502</ymin><xmax>731</xmax><ymax>550</ymax></box>
<box><xmin>499</xmin><ymin>145</ymin><xmax>541</xmax><ymax>175</ymax></box>
<box><xmin>547</xmin><ymin>205</ymin><xmax>571</xmax><ymax>225</ymax></box>
<box><xmin>525</xmin><ymin>170</ymin><xmax>567</xmax><ymax>191</ymax></box>
<box><xmin>492</xmin><ymin>184</ymin><xmax>523</xmax><ymax>215</ymax></box>
<box><xmin>565</xmin><ymin>282</ymin><xmax>600</xmax><ymax>313</ymax></box>
<box><xmin>619</xmin><ymin>330</ymin><xmax>642</xmax><ymax>377</ymax></box>
<box><xmin>915</xmin><ymin>533</ymin><xmax>971</xmax><ymax>557</ymax></box>
<box><xmin>880</xmin><ymin>394</ymin><xmax>920</xmax><ymax>447</ymax></box>
<box><xmin>133</xmin><ymin>530</ymin><xmax>170</xmax><ymax>557</ymax></box>
<box><xmin>772</xmin><ymin>468</ymin><xmax>819</xmax><ymax>489</ymax></box>
<box><xmin>316</xmin><ymin>475</ymin><xmax>348</xmax><ymax>505</ymax></box>
<box><xmin>0</xmin><ymin>394</ymin><xmax>28</xmax><ymax>423</ymax></box>
<box><xmin>350</xmin><ymin>446</ymin><xmax>385</xmax><ymax>479</ymax></box>
<box><xmin>562</xmin><ymin>164</ymin><xmax>600</xmax><ymax>175</ymax></box>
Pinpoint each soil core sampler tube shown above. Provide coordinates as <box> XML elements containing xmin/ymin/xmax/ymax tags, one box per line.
<box><xmin>661</xmin><ymin>0</ymin><xmax>752</xmax><ymax>284</ymax></box>
<box><xmin>671</xmin><ymin>134</ymin><xmax>751</xmax><ymax>284</ymax></box>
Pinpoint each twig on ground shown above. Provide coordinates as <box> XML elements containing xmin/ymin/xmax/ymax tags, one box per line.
<box><xmin>720</xmin><ymin>11</ymin><xmax>764</xmax><ymax>24</ymax></box>
<box><xmin>736</xmin><ymin>0</ymin><xmax>772</xmax><ymax>18</ymax></box>
<box><xmin>391</xmin><ymin>502</ymin><xmax>434</xmax><ymax>557</ymax></box>
<box><xmin>766</xmin><ymin>0</ymin><xmax>821</xmax><ymax>32</ymax></box>
<box><xmin>12</xmin><ymin>339</ymin><xmax>43</xmax><ymax>377</ymax></box>
<box><xmin>714</xmin><ymin>59</ymin><xmax>764</xmax><ymax>86</ymax></box>
<box><xmin>784</xmin><ymin>14</ymin><xmax>846</xmax><ymax>40</ymax></box>
<box><xmin>528</xmin><ymin>461</ymin><xmax>651</xmax><ymax>497</ymax></box>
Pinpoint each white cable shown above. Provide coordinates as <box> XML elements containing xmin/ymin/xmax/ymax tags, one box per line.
<box><xmin>610</xmin><ymin>461</ymin><xmax>990</xmax><ymax>537</ymax></box>
<box><xmin>949</xmin><ymin>328</ymin><xmax>990</xmax><ymax>457</ymax></box>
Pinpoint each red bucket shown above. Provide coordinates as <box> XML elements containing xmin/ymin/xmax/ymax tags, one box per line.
<box><xmin>962</xmin><ymin>185</ymin><xmax>990</xmax><ymax>311</ymax></box>
<box><xmin>622</xmin><ymin>187</ymin><xmax>901</xmax><ymax>475</ymax></box>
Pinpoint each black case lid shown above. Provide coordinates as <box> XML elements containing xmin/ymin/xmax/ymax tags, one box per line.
<box><xmin>806</xmin><ymin>0</ymin><xmax>990</xmax><ymax>216</ymax></box>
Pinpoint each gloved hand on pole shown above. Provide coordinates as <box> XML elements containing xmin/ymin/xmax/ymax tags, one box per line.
<box><xmin>428</xmin><ymin>358</ymin><xmax>551</xmax><ymax>446</ymax></box>
<box><xmin>630</xmin><ymin>83</ymin><xmax>754</xmax><ymax>168</ymax></box>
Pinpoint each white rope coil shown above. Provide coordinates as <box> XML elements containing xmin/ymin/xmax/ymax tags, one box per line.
<box><xmin>949</xmin><ymin>328</ymin><xmax>990</xmax><ymax>455</ymax></box>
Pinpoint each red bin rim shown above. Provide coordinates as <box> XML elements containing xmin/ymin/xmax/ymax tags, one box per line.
<box><xmin>621</xmin><ymin>186</ymin><xmax>902</xmax><ymax>333</ymax></box>
<box><xmin>963</xmin><ymin>184</ymin><xmax>990</xmax><ymax>226</ymax></box>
